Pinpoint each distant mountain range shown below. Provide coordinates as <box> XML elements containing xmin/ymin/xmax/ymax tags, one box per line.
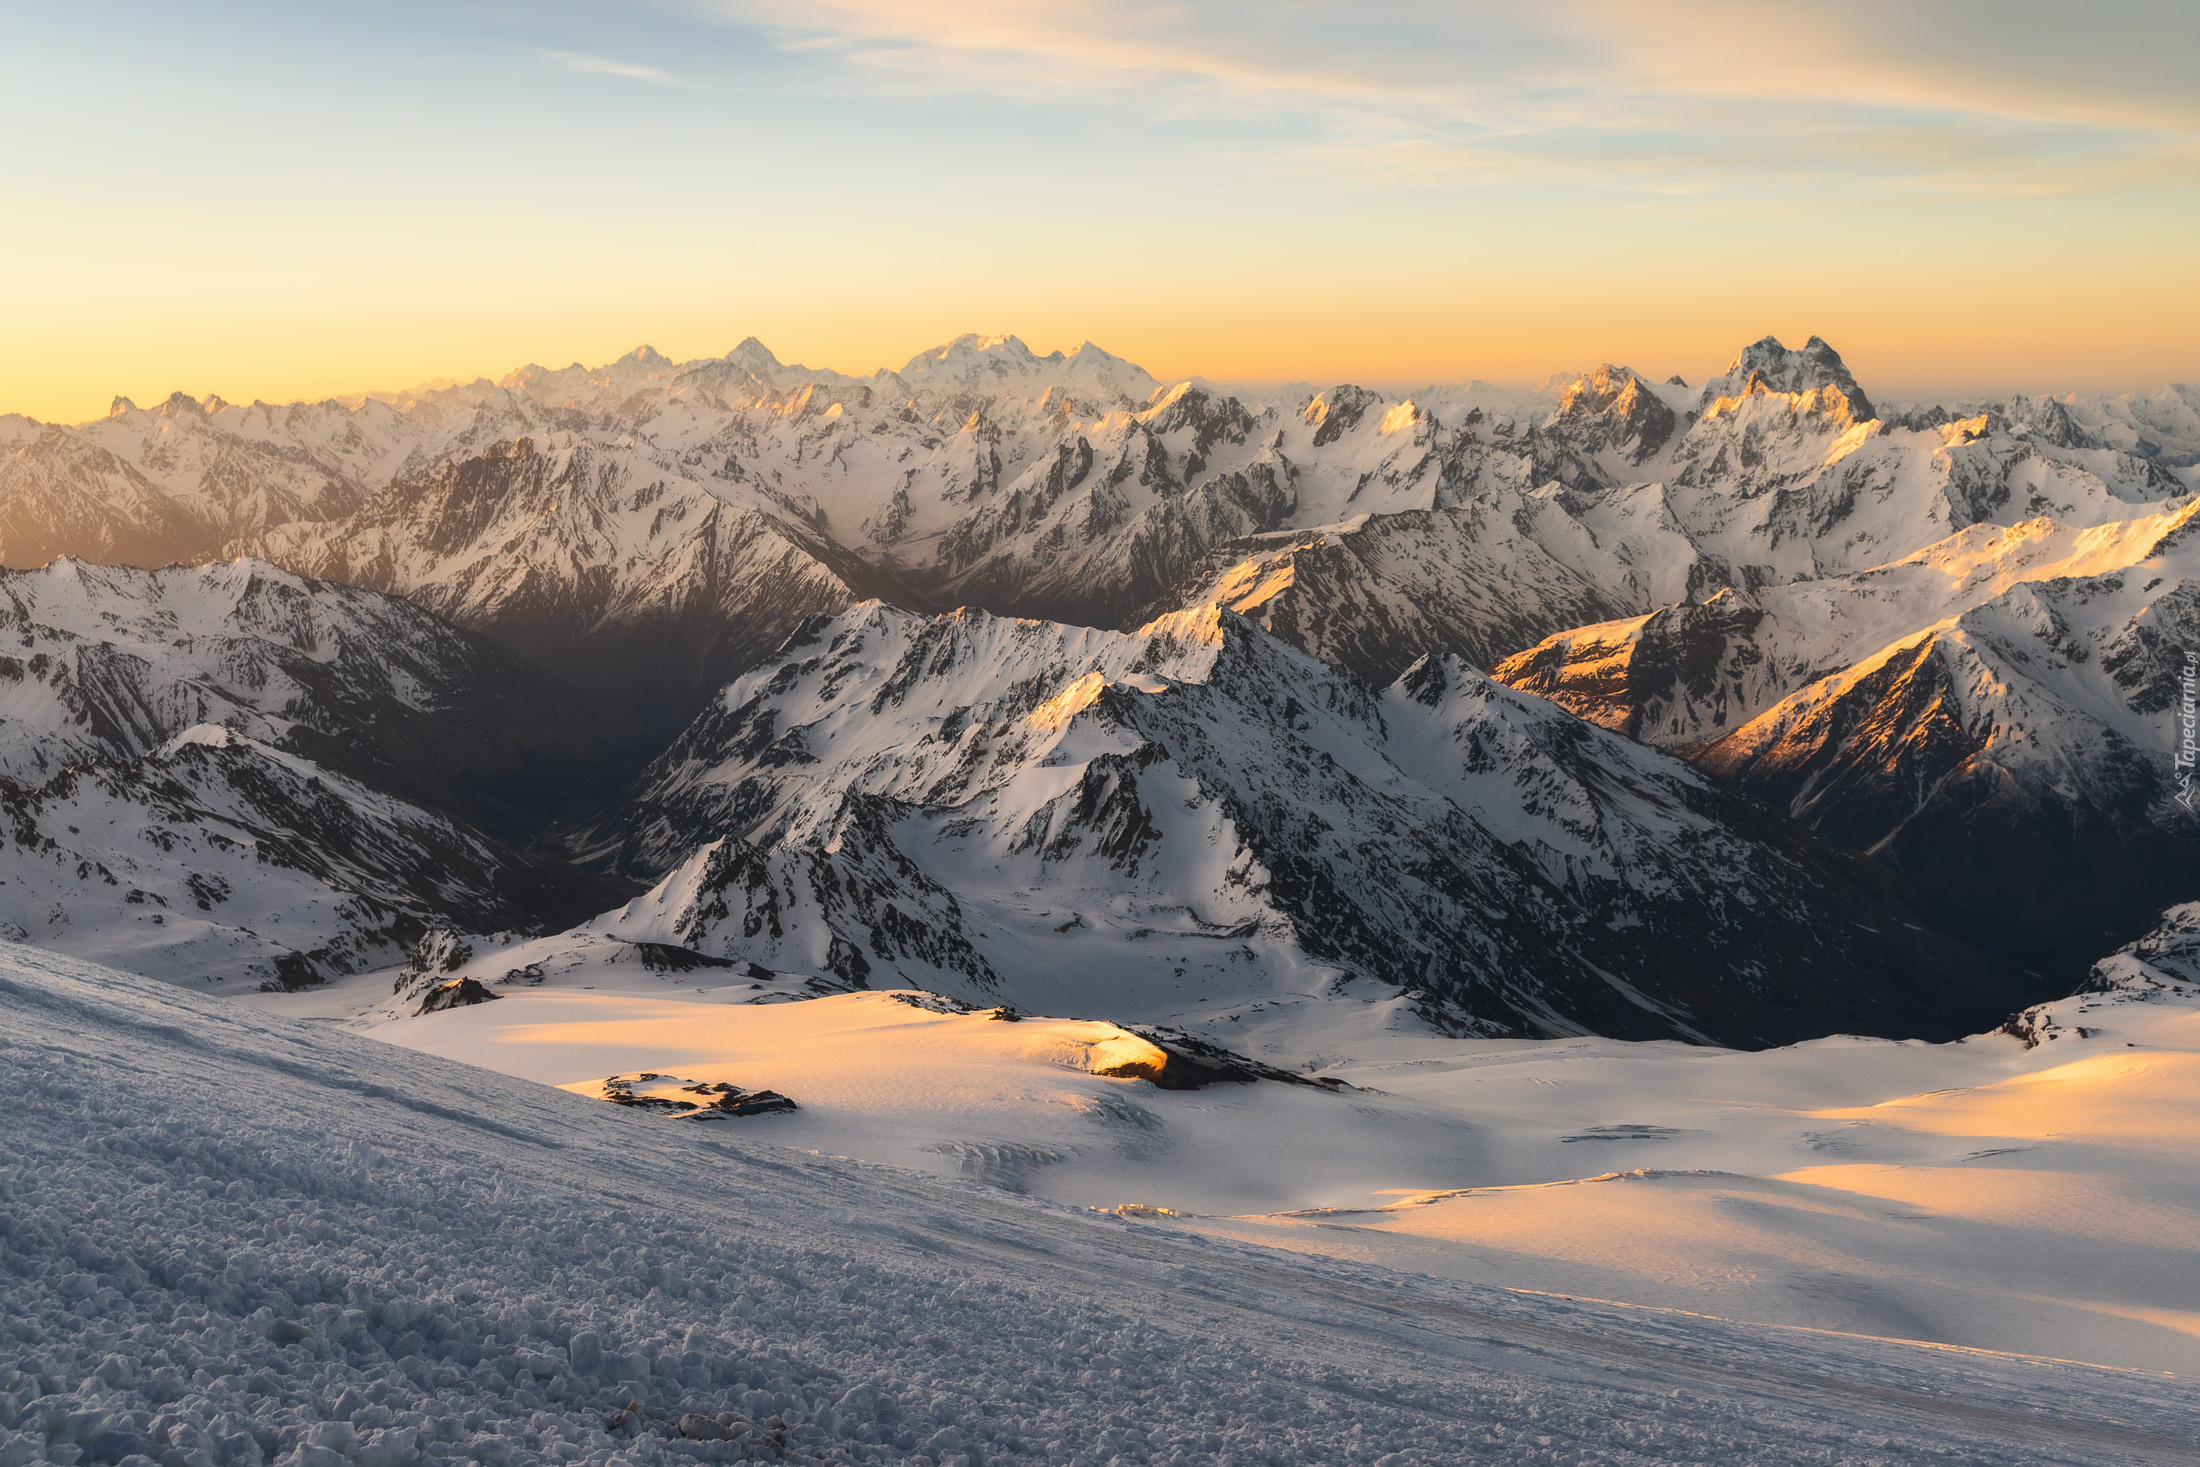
<box><xmin>11</xmin><ymin>333</ymin><xmax>2191</xmax><ymax>723</ymax></box>
<box><xmin>2</xmin><ymin>332</ymin><xmax>2194</xmax><ymax>1035</ymax></box>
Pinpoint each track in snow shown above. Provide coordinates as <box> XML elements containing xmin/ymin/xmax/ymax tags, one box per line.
<box><xmin>4</xmin><ymin>947</ymin><xmax>2197</xmax><ymax>1466</ymax></box>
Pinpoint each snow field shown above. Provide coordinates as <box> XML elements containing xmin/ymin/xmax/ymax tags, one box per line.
<box><xmin>259</xmin><ymin>919</ymin><xmax>2200</xmax><ymax>1376</ymax></box>
<box><xmin>9</xmin><ymin>949</ymin><xmax>2200</xmax><ymax>1465</ymax></box>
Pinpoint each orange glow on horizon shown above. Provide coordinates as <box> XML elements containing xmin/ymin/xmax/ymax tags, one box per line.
<box><xmin>5</xmin><ymin>271</ymin><xmax>2196</xmax><ymax>427</ymax></box>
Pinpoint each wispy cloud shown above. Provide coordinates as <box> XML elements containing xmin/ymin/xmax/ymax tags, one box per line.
<box><xmin>672</xmin><ymin>0</ymin><xmax>2200</xmax><ymax>196</ymax></box>
<box><xmin>540</xmin><ymin>50</ymin><xmax>679</xmax><ymax>85</ymax></box>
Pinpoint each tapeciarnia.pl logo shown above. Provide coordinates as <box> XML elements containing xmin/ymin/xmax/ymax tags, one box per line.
<box><xmin>2178</xmin><ymin>649</ymin><xmax>2199</xmax><ymax>813</ymax></box>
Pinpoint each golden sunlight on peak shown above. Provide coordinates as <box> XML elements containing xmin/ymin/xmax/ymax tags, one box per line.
<box><xmin>1027</xmin><ymin>671</ymin><xmax>1110</xmax><ymax>732</ymax></box>
<box><xmin>1939</xmin><ymin>414</ymin><xmax>1993</xmax><ymax>447</ymax></box>
<box><xmin>1133</xmin><ymin>381</ymin><xmax>1198</xmax><ymax>424</ymax></box>
<box><xmin>1210</xmin><ymin>555</ymin><xmax>1299</xmax><ymax>616</ymax></box>
<box><xmin>1819</xmin><ymin>418</ymin><xmax>1886</xmax><ymax>468</ymax></box>
<box><xmin>1133</xmin><ymin>603</ymin><xmax>1231</xmax><ymax>653</ymax></box>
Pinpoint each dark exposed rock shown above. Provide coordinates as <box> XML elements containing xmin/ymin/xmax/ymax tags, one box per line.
<box><xmin>1554</xmin><ymin>366</ymin><xmax>1678</xmax><ymax>461</ymax></box>
<box><xmin>592</xmin><ymin>1073</ymin><xmax>796</xmax><ymax>1118</ymax></box>
<box><xmin>627</xmin><ymin>941</ymin><xmax>737</xmax><ymax>973</ymax></box>
<box><xmin>408</xmin><ymin>928</ymin><xmax>474</xmax><ymax>976</ymax></box>
<box><xmin>415</xmin><ymin>976</ymin><xmax>502</xmax><ymax>1013</ymax></box>
<box><xmin>1108</xmin><ymin>1027</ymin><xmax>1352</xmax><ymax>1091</ymax></box>
<box><xmin>1698</xmin><ymin>335</ymin><xmax>1876</xmax><ymax>424</ymax></box>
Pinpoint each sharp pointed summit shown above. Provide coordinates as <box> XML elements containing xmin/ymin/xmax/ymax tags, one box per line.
<box><xmin>1698</xmin><ymin>333</ymin><xmax>1875</xmax><ymax>421</ymax></box>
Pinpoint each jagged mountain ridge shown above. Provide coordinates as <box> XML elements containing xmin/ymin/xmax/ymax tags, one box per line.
<box><xmin>0</xmin><ymin>559</ymin><xmax>637</xmax><ymax>986</ymax></box>
<box><xmin>0</xmin><ymin>557</ymin><xmax>646</xmax><ymax>836</ymax></box>
<box><xmin>1491</xmin><ymin>501</ymin><xmax>2200</xmax><ymax>951</ymax></box>
<box><xmin>0</xmin><ymin>393</ymin><xmax>389</xmax><ymax>566</ymax></box>
<box><xmin>0</xmin><ymin>725</ymin><xmax>610</xmax><ymax>989</ymax></box>
<box><xmin>569</xmin><ymin>601</ymin><xmax>2031</xmax><ymax>1047</ymax></box>
<box><xmin>1161</xmin><ymin>352</ymin><xmax>2191</xmax><ymax>685</ymax></box>
<box><xmin>5</xmin><ymin>333</ymin><xmax>2189</xmax><ymax>733</ymax></box>
<box><xmin>1493</xmin><ymin>505</ymin><xmax>2200</xmax><ymax>744</ymax></box>
<box><xmin>245</xmin><ymin>434</ymin><xmax>924</xmax><ymax>729</ymax></box>
<box><xmin>8</xmin><ymin>332</ymin><xmax>2194</xmax><ymax>993</ymax></box>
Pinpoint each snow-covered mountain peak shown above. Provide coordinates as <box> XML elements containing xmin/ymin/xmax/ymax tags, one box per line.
<box><xmin>1132</xmin><ymin>600</ymin><xmax>1230</xmax><ymax>645</ymax></box>
<box><xmin>1702</xmin><ymin>377</ymin><xmax>1874</xmax><ymax>434</ymax></box>
<box><xmin>1711</xmin><ymin>333</ymin><xmax>1854</xmax><ymax>389</ymax></box>
<box><xmin>1301</xmin><ymin>383</ymin><xmax>1384</xmax><ymax>429</ymax></box>
<box><xmin>578</xmin><ymin>598</ymin><xmax>2029</xmax><ymax>1043</ymax></box>
<box><xmin>895</xmin><ymin>334</ymin><xmax>1055</xmax><ymax>396</ymax></box>
<box><xmin>18</xmin><ymin>552</ymin><xmax>310</xmax><ymax>633</ymax></box>
<box><xmin>895</xmin><ymin>333</ymin><xmax>1159</xmax><ymax>406</ymax></box>
<box><xmin>492</xmin><ymin>344</ymin><xmax>692</xmax><ymax>412</ymax></box>
<box><xmin>1557</xmin><ymin>364</ymin><xmax>1650</xmax><ymax>410</ymax></box>
<box><xmin>1938</xmin><ymin>412</ymin><xmax>1992</xmax><ymax>447</ymax></box>
<box><xmin>903</xmin><ymin>332</ymin><xmax>1039</xmax><ymax>371</ymax></box>
<box><xmin>1057</xmin><ymin>339</ymin><xmax>1156</xmax><ymax>391</ymax></box>
<box><xmin>1551</xmin><ymin>364</ymin><xmax>1680</xmax><ymax>459</ymax></box>
<box><xmin>1698</xmin><ymin>334</ymin><xmax>1877</xmax><ymax>423</ymax></box>
<box><xmin>722</xmin><ymin>335</ymin><xmax>784</xmax><ymax>374</ymax></box>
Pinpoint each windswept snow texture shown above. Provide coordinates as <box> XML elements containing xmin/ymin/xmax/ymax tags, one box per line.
<box><xmin>569</xmin><ymin>601</ymin><xmax>2027</xmax><ymax>1045</ymax></box>
<box><xmin>9</xmin><ymin>948</ymin><xmax>2200</xmax><ymax>1466</ymax></box>
<box><xmin>267</xmin><ymin>904</ymin><xmax>2200</xmax><ymax>1378</ymax></box>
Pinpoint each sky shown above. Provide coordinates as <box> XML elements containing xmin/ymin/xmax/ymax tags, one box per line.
<box><xmin>3</xmin><ymin>0</ymin><xmax>2196</xmax><ymax>422</ymax></box>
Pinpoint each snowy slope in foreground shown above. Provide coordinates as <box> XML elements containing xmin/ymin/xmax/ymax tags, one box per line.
<box><xmin>273</xmin><ymin>907</ymin><xmax>2200</xmax><ymax>1377</ymax></box>
<box><xmin>10</xmin><ymin>952</ymin><xmax>2200</xmax><ymax>1466</ymax></box>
